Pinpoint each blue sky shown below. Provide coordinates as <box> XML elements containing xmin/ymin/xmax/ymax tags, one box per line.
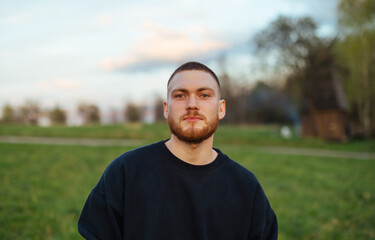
<box><xmin>0</xmin><ymin>0</ymin><xmax>339</xmax><ymax>113</ymax></box>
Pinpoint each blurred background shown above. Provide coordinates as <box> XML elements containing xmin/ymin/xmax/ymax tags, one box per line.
<box><xmin>2</xmin><ymin>0</ymin><xmax>374</xmax><ymax>139</ymax></box>
<box><xmin>1</xmin><ymin>0</ymin><xmax>375</xmax><ymax>239</ymax></box>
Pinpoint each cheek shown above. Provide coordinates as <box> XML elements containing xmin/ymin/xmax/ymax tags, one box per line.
<box><xmin>202</xmin><ymin>106</ymin><xmax>219</xmax><ymax>120</ymax></box>
<box><xmin>168</xmin><ymin>105</ymin><xmax>182</xmax><ymax>119</ymax></box>
<box><xmin>209</xmin><ymin>102</ymin><xmax>220</xmax><ymax>113</ymax></box>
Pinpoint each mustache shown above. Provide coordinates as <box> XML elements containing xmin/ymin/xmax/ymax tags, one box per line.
<box><xmin>180</xmin><ymin>111</ymin><xmax>206</xmax><ymax>121</ymax></box>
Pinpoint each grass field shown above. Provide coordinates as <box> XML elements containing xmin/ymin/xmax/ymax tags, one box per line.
<box><xmin>1</xmin><ymin>123</ymin><xmax>375</xmax><ymax>152</ymax></box>
<box><xmin>1</xmin><ymin>124</ymin><xmax>375</xmax><ymax>239</ymax></box>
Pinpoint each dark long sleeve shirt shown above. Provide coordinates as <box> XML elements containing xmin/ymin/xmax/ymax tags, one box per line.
<box><xmin>78</xmin><ymin>140</ymin><xmax>278</xmax><ymax>239</ymax></box>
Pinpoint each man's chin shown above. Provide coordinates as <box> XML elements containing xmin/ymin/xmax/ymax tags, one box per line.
<box><xmin>174</xmin><ymin>128</ymin><xmax>214</xmax><ymax>144</ymax></box>
<box><xmin>182</xmin><ymin>125</ymin><xmax>203</xmax><ymax>132</ymax></box>
<box><xmin>168</xmin><ymin>117</ymin><xmax>218</xmax><ymax>144</ymax></box>
<box><xmin>177</xmin><ymin>134</ymin><xmax>211</xmax><ymax>144</ymax></box>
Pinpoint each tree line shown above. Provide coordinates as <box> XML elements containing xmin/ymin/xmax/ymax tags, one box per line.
<box><xmin>0</xmin><ymin>101</ymin><xmax>150</xmax><ymax>126</ymax></box>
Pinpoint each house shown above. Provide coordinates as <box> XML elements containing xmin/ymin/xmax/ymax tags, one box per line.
<box><xmin>301</xmin><ymin>45</ymin><xmax>348</xmax><ymax>142</ymax></box>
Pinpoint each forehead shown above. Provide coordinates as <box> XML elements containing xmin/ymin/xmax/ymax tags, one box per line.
<box><xmin>168</xmin><ymin>70</ymin><xmax>219</xmax><ymax>92</ymax></box>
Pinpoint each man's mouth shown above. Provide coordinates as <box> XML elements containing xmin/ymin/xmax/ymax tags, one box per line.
<box><xmin>183</xmin><ymin>115</ymin><xmax>203</xmax><ymax>122</ymax></box>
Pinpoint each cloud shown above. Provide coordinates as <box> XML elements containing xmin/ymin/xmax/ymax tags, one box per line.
<box><xmin>0</xmin><ymin>12</ymin><xmax>32</xmax><ymax>25</ymax></box>
<box><xmin>37</xmin><ymin>79</ymin><xmax>83</xmax><ymax>90</ymax></box>
<box><xmin>99</xmin><ymin>22</ymin><xmax>229</xmax><ymax>72</ymax></box>
<box><xmin>95</xmin><ymin>14</ymin><xmax>113</xmax><ymax>27</ymax></box>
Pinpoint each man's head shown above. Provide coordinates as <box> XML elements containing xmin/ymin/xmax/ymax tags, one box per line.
<box><xmin>167</xmin><ymin>61</ymin><xmax>220</xmax><ymax>93</ymax></box>
<box><xmin>164</xmin><ymin>61</ymin><xmax>226</xmax><ymax>144</ymax></box>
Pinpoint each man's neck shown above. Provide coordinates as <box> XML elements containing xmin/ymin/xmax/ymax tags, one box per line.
<box><xmin>165</xmin><ymin>135</ymin><xmax>218</xmax><ymax>166</ymax></box>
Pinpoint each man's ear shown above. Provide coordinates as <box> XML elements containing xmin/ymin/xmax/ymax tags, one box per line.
<box><xmin>218</xmin><ymin>99</ymin><xmax>226</xmax><ymax>120</ymax></box>
<box><xmin>163</xmin><ymin>102</ymin><xmax>169</xmax><ymax>119</ymax></box>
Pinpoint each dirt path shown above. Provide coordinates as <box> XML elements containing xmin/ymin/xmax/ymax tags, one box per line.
<box><xmin>1</xmin><ymin>135</ymin><xmax>374</xmax><ymax>160</ymax></box>
<box><xmin>0</xmin><ymin>135</ymin><xmax>142</xmax><ymax>147</ymax></box>
<box><xmin>250</xmin><ymin>146</ymin><xmax>375</xmax><ymax>160</ymax></box>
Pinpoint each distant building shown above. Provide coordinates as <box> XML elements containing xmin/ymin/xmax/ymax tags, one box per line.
<box><xmin>301</xmin><ymin>66</ymin><xmax>348</xmax><ymax>142</ymax></box>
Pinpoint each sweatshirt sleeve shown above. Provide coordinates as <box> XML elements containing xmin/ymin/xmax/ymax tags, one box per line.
<box><xmin>78</xmin><ymin>160</ymin><xmax>125</xmax><ymax>240</ymax></box>
<box><xmin>248</xmin><ymin>184</ymin><xmax>278</xmax><ymax>240</ymax></box>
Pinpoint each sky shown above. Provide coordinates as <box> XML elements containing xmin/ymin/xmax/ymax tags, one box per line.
<box><xmin>0</xmin><ymin>0</ymin><xmax>339</xmax><ymax>116</ymax></box>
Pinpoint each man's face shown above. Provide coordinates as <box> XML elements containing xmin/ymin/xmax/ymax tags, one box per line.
<box><xmin>164</xmin><ymin>70</ymin><xmax>226</xmax><ymax>144</ymax></box>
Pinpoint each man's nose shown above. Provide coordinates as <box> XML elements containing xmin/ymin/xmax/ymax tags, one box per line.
<box><xmin>186</xmin><ymin>95</ymin><xmax>199</xmax><ymax>110</ymax></box>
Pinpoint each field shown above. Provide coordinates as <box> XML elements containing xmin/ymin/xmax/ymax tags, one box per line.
<box><xmin>1</xmin><ymin>124</ymin><xmax>375</xmax><ymax>239</ymax></box>
<box><xmin>1</xmin><ymin>123</ymin><xmax>375</xmax><ymax>152</ymax></box>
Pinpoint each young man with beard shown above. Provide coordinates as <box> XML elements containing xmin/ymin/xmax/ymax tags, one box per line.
<box><xmin>78</xmin><ymin>62</ymin><xmax>278</xmax><ymax>240</ymax></box>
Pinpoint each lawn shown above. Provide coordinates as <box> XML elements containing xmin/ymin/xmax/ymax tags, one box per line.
<box><xmin>1</xmin><ymin>141</ymin><xmax>374</xmax><ymax>239</ymax></box>
<box><xmin>1</xmin><ymin>123</ymin><xmax>374</xmax><ymax>152</ymax></box>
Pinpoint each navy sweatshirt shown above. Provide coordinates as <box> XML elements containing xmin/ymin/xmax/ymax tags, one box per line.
<box><xmin>78</xmin><ymin>141</ymin><xmax>277</xmax><ymax>239</ymax></box>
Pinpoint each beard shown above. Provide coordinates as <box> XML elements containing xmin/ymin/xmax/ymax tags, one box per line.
<box><xmin>168</xmin><ymin>111</ymin><xmax>219</xmax><ymax>144</ymax></box>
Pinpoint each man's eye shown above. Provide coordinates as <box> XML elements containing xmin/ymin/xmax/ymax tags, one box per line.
<box><xmin>200</xmin><ymin>93</ymin><xmax>210</xmax><ymax>98</ymax></box>
<box><xmin>174</xmin><ymin>94</ymin><xmax>185</xmax><ymax>99</ymax></box>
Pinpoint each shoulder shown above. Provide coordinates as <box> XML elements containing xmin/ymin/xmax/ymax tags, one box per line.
<box><xmin>114</xmin><ymin>140</ymin><xmax>162</xmax><ymax>162</ymax></box>
<box><xmin>104</xmin><ymin>141</ymin><xmax>164</xmax><ymax>175</ymax></box>
<box><xmin>217</xmin><ymin>150</ymin><xmax>261</xmax><ymax>188</ymax></box>
<box><xmin>220</xmin><ymin>151</ymin><xmax>274</xmax><ymax>205</ymax></box>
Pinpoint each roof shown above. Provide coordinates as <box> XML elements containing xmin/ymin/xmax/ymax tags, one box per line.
<box><xmin>311</xmin><ymin>68</ymin><xmax>347</xmax><ymax>111</ymax></box>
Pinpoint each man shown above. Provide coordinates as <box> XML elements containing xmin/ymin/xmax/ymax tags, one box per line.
<box><xmin>78</xmin><ymin>61</ymin><xmax>278</xmax><ymax>240</ymax></box>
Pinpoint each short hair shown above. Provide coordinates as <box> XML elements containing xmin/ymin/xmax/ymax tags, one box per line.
<box><xmin>167</xmin><ymin>61</ymin><xmax>220</xmax><ymax>88</ymax></box>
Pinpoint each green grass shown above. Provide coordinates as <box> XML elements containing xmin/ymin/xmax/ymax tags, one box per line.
<box><xmin>0</xmin><ymin>143</ymin><xmax>130</xmax><ymax>240</ymax></box>
<box><xmin>1</xmin><ymin>142</ymin><xmax>374</xmax><ymax>239</ymax></box>
<box><xmin>220</xmin><ymin>145</ymin><xmax>375</xmax><ymax>240</ymax></box>
<box><xmin>0</xmin><ymin>123</ymin><xmax>171</xmax><ymax>141</ymax></box>
<box><xmin>1</xmin><ymin>123</ymin><xmax>374</xmax><ymax>152</ymax></box>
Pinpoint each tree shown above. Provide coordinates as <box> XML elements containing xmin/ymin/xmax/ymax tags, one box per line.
<box><xmin>49</xmin><ymin>105</ymin><xmax>67</xmax><ymax>125</ymax></box>
<box><xmin>217</xmin><ymin>55</ymin><xmax>248</xmax><ymax>124</ymax></box>
<box><xmin>336</xmin><ymin>0</ymin><xmax>375</xmax><ymax>137</ymax></box>
<box><xmin>18</xmin><ymin>101</ymin><xmax>40</xmax><ymax>125</ymax></box>
<box><xmin>253</xmin><ymin>16</ymin><xmax>321</xmax><ymax>76</ymax></box>
<box><xmin>154</xmin><ymin>98</ymin><xmax>165</xmax><ymax>122</ymax></box>
<box><xmin>125</xmin><ymin>103</ymin><xmax>141</xmax><ymax>123</ymax></box>
<box><xmin>252</xmin><ymin>16</ymin><xmax>341</xmax><ymax>111</ymax></box>
<box><xmin>253</xmin><ymin>16</ymin><xmax>323</xmax><ymax>109</ymax></box>
<box><xmin>78</xmin><ymin>103</ymin><xmax>101</xmax><ymax>125</ymax></box>
<box><xmin>285</xmin><ymin>40</ymin><xmax>340</xmax><ymax>109</ymax></box>
<box><xmin>1</xmin><ymin>104</ymin><xmax>15</xmax><ymax>123</ymax></box>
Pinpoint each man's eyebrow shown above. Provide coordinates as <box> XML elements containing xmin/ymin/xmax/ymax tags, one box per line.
<box><xmin>171</xmin><ymin>87</ymin><xmax>215</xmax><ymax>93</ymax></box>
<box><xmin>171</xmin><ymin>88</ymin><xmax>189</xmax><ymax>93</ymax></box>
<box><xmin>197</xmin><ymin>87</ymin><xmax>215</xmax><ymax>92</ymax></box>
